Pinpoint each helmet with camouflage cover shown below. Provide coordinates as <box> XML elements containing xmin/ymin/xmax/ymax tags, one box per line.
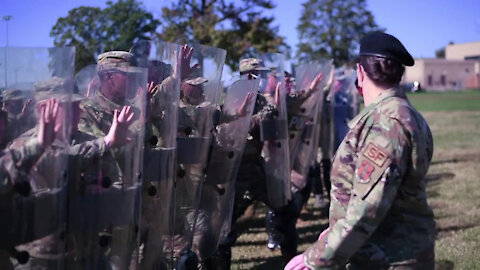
<box><xmin>2</xmin><ymin>88</ymin><xmax>25</xmax><ymax>101</ymax></box>
<box><xmin>239</xmin><ymin>58</ymin><xmax>271</xmax><ymax>74</ymax></box>
<box><xmin>96</xmin><ymin>51</ymin><xmax>141</xmax><ymax>73</ymax></box>
<box><xmin>33</xmin><ymin>76</ymin><xmax>83</xmax><ymax>103</ymax></box>
<box><xmin>181</xmin><ymin>76</ymin><xmax>208</xmax><ymax>105</ymax></box>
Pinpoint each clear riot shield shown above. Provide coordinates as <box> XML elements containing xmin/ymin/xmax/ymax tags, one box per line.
<box><xmin>290</xmin><ymin>61</ymin><xmax>333</xmax><ymax>191</ymax></box>
<box><xmin>129</xmin><ymin>40</ymin><xmax>181</xmax><ymax>269</ymax></box>
<box><xmin>191</xmin><ymin>79</ymin><xmax>259</xmax><ymax>260</ymax></box>
<box><xmin>258</xmin><ymin>53</ymin><xmax>291</xmax><ymax>209</ymax></box>
<box><xmin>330</xmin><ymin>68</ymin><xmax>359</xmax><ymax>151</ymax></box>
<box><xmin>67</xmin><ymin>62</ymin><xmax>147</xmax><ymax>269</ymax></box>
<box><xmin>0</xmin><ymin>47</ymin><xmax>74</xmax><ymax>269</ymax></box>
<box><xmin>171</xmin><ymin>44</ymin><xmax>225</xmax><ymax>267</ymax></box>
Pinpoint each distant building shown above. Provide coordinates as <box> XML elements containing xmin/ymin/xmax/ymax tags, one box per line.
<box><xmin>403</xmin><ymin>41</ymin><xmax>480</xmax><ymax>91</ymax></box>
<box><xmin>446</xmin><ymin>41</ymin><xmax>480</xmax><ymax>60</ymax></box>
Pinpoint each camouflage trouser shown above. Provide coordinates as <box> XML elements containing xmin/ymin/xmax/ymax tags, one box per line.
<box><xmin>265</xmin><ymin>176</ymin><xmax>313</xmax><ymax>262</ymax></box>
<box><xmin>208</xmin><ymin>162</ymin><xmax>267</xmax><ymax>270</ymax></box>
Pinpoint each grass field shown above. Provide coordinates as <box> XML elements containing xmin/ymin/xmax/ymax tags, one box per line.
<box><xmin>231</xmin><ymin>90</ymin><xmax>480</xmax><ymax>269</ymax></box>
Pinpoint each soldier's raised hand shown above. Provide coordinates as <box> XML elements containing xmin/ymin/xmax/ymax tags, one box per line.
<box><xmin>308</xmin><ymin>72</ymin><xmax>324</xmax><ymax>93</ymax></box>
<box><xmin>38</xmin><ymin>98</ymin><xmax>59</xmax><ymax>148</ymax></box>
<box><xmin>20</xmin><ymin>98</ymin><xmax>32</xmax><ymax>115</ymax></box>
<box><xmin>180</xmin><ymin>44</ymin><xmax>199</xmax><ymax>81</ymax></box>
<box><xmin>104</xmin><ymin>106</ymin><xmax>135</xmax><ymax>148</ymax></box>
<box><xmin>146</xmin><ymin>81</ymin><xmax>156</xmax><ymax>100</ymax></box>
<box><xmin>273</xmin><ymin>82</ymin><xmax>281</xmax><ymax>107</ymax></box>
<box><xmin>236</xmin><ymin>91</ymin><xmax>255</xmax><ymax>117</ymax></box>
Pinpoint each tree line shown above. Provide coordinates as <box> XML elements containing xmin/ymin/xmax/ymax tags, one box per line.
<box><xmin>50</xmin><ymin>0</ymin><xmax>382</xmax><ymax>72</ymax></box>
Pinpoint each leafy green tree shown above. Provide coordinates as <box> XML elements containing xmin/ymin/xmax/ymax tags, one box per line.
<box><xmin>436</xmin><ymin>41</ymin><xmax>454</xmax><ymax>58</ymax></box>
<box><xmin>296</xmin><ymin>0</ymin><xmax>383</xmax><ymax>66</ymax></box>
<box><xmin>435</xmin><ymin>47</ymin><xmax>445</xmax><ymax>58</ymax></box>
<box><xmin>160</xmin><ymin>0</ymin><xmax>289</xmax><ymax>71</ymax></box>
<box><xmin>50</xmin><ymin>0</ymin><xmax>160</xmax><ymax>72</ymax></box>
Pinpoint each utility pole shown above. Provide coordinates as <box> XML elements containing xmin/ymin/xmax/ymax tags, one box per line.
<box><xmin>2</xmin><ymin>15</ymin><xmax>12</xmax><ymax>88</ymax></box>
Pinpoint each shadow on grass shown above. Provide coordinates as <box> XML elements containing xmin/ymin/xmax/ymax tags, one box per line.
<box><xmin>435</xmin><ymin>260</ymin><xmax>454</xmax><ymax>270</ymax></box>
<box><xmin>425</xmin><ymin>172</ymin><xmax>455</xmax><ymax>183</ymax></box>
<box><xmin>232</xmin><ymin>254</ymin><xmax>284</xmax><ymax>269</ymax></box>
<box><xmin>426</xmin><ymin>190</ymin><xmax>441</xmax><ymax>198</ymax></box>
<box><xmin>431</xmin><ymin>158</ymin><xmax>465</xmax><ymax>166</ymax></box>
<box><xmin>235</xmin><ymin>222</ymin><xmax>328</xmax><ymax>247</ymax></box>
<box><xmin>436</xmin><ymin>223</ymin><xmax>477</xmax><ymax>236</ymax></box>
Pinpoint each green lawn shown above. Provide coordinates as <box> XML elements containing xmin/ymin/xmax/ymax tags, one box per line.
<box><xmin>409</xmin><ymin>90</ymin><xmax>480</xmax><ymax>269</ymax></box>
<box><xmin>407</xmin><ymin>90</ymin><xmax>480</xmax><ymax>112</ymax></box>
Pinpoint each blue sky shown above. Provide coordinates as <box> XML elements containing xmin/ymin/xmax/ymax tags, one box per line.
<box><xmin>1</xmin><ymin>0</ymin><xmax>480</xmax><ymax>58</ymax></box>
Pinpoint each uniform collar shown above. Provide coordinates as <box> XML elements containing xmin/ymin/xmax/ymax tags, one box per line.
<box><xmin>347</xmin><ymin>88</ymin><xmax>400</xmax><ymax>129</ymax></box>
<box><xmin>94</xmin><ymin>89</ymin><xmax>123</xmax><ymax>112</ymax></box>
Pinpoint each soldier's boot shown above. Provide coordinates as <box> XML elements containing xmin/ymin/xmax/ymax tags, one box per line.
<box><xmin>209</xmin><ymin>244</ymin><xmax>231</xmax><ymax>270</ymax></box>
<box><xmin>175</xmin><ymin>249</ymin><xmax>198</xmax><ymax>270</ymax></box>
<box><xmin>265</xmin><ymin>210</ymin><xmax>282</xmax><ymax>250</ymax></box>
<box><xmin>274</xmin><ymin>200</ymin><xmax>300</xmax><ymax>263</ymax></box>
<box><xmin>278</xmin><ymin>216</ymin><xmax>298</xmax><ymax>263</ymax></box>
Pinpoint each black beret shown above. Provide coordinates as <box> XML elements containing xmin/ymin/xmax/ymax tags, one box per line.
<box><xmin>360</xmin><ymin>31</ymin><xmax>414</xmax><ymax>66</ymax></box>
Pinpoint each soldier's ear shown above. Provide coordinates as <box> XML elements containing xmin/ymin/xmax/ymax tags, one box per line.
<box><xmin>356</xmin><ymin>63</ymin><xmax>365</xmax><ymax>88</ymax></box>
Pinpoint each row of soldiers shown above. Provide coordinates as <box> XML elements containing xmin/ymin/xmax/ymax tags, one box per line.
<box><xmin>0</xmin><ymin>40</ymin><xmax>358</xmax><ymax>269</ymax></box>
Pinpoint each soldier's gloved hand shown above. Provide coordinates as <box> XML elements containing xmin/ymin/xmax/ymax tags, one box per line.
<box><xmin>180</xmin><ymin>44</ymin><xmax>199</xmax><ymax>81</ymax></box>
<box><xmin>104</xmin><ymin>106</ymin><xmax>135</xmax><ymax>148</ymax></box>
<box><xmin>37</xmin><ymin>98</ymin><xmax>59</xmax><ymax>148</ymax></box>
<box><xmin>236</xmin><ymin>91</ymin><xmax>255</xmax><ymax>117</ymax></box>
<box><xmin>284</xmin><ymin>253</ymin><xmax>309</xmax><ymax>270</ymax></box>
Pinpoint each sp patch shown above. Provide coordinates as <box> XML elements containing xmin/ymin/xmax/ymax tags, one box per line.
<box><xmin>357</xmin><ymin>160</ymin><xmax>375</xmax><ymax>183</ymax></box>
<box><xmin>363</xmin><ymin>143</ymin><xmax>388</xmax><ymax>167</ymax></box>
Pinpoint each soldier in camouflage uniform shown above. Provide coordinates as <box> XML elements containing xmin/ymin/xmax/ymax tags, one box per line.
<box><xmin>2</xmin><ymin>76</ymin><xmax>133</xmax><ymax>269</ymax></box>
<box><xmin>0</xmin><ymin>98</ymin><xmax>59</xmax><ymax>270</ymax></box>
<box><xmin>1</xmin><ymin>89</ymin><xmax>35</xmax><ymax>148</ymax></box>
<box><xmin>285</xmin><ymin>32</ymin><xmax>435</xmax><ymax>270</ymax></box>
<box><xmin>67</xmin><ymin>51</ymin><xmax>144</xmax><ymax>269</ymax></box>
<box><xmin>265</xmin><ymin>70</ymin><xmax>325</xmax><ymax>261</ymax></box>
<box><xmin>212</xmin><ymin>58</ymin><xmax>279</xmax><ymax>269</ymax></box>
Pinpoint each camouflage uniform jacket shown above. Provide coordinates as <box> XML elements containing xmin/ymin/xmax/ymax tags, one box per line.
<box><xmin>78</xmin><ymin>90</ymin><xmax>135</xmax><ymax>184</ymax></box>
<box><xmin>78</xmin><ymin>90</ymin><xmax>122</xmax><ymax>137</ymax></box>
<box><xmin>0</xmin><ymin>137</ymin><xmax>45</xmax><ymax>191</ymax></box>
<box><xmin>3</xmin><ymin>128</ymin><xmax>108</xmax><ymax>259</ymax></box>
<box><xmin>304</xmin><ymin>88</ymin><xmax>435</xmax><ymax>269</ymax></box>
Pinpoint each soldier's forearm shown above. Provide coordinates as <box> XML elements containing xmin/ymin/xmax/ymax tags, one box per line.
<box><xmin>69</xmin><ymin>138</ymin><xmax>107</xmax><ymax>160</ymax></box>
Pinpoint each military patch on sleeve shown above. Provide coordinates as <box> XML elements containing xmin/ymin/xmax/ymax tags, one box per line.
<box><xmin>363</xmin><ymin>142</ymin><xmax>388</xmax><ymax>167</ymax></box>
<box><xmin>354</xmin><ymin>141</ymin><xmax>393</xmax><ymax>198</ymax></box>
<box><xmin>357</xmin><ymin>160</ymin><xmax>375</xmax><ymax>183</ymax></box>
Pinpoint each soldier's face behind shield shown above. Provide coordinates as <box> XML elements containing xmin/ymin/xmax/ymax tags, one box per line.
<box><xmin>100</xmin><ymin>70</ymin><xmax>141</xmax><ymax>102</ymax></box>
<box><xmin>181</xmin><ymin>82</ymin><xmax>205</xmax><ymax>105</ymax></box>
<box><xmin>4</xmin><ymin>99</ymin><xmax>24</xmax><ymax>115</ymax></box>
